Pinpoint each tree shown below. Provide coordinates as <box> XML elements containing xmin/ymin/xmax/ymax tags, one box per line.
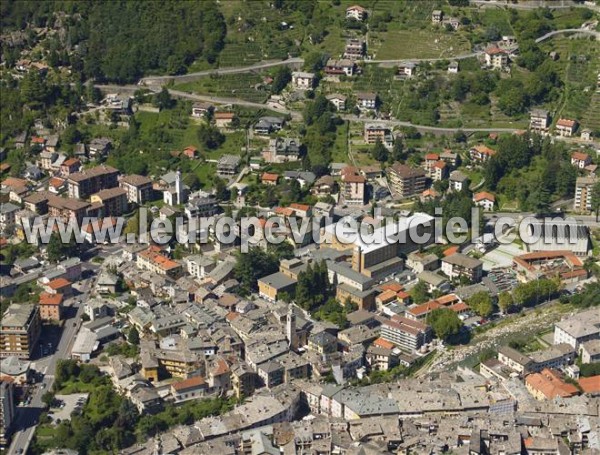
<box><xmin>427</xmin><ymin>308</ymin><xmax>463</xmax><ymax>342</ymax></box>
<box><xmin>410</xmin><ymin>280</ymin><xmax>429</xmax><ymax>304</ymax></box>
<box><xmin>234</xmin><ymin>248</ymin><xmax>279</xmax><ymax>295</ymax></box>
<box><xmin>391</xmin><ymin>138</ymin><xmax>406</xmax><ymax>162</ymax></box>
<box><xmin>498</xmin><ymin>291</ymin><xmax>514</xmax><ymax>313</ymax></box>
<box><xmin>272</xmin><ymin>66</ymin><xmax>292</xmax><ymax>94</ymax></box>
<box><xmin>371</xmin><ymin>139</ymin><xmax>389</xmax><ymax>163</ymax></box>
<box><xmin>467</xmin><ymin>291</ymin><xmax>493</xmax><ymax>317</ymax></box>
<box><xmin>42</xmin><ymin>391</ymin><xmax>55</xmax><ymax>408</ymax></box>
<box><xmin>46</xmin><ymin>232</ymin><xmax>77</xmax><ymax>263</ymax></box>
<box><xmin>128</xmin><ymin>327</ymin><xmax>140</xmax><ymax>345</ymax></box>
<box><xmin>154</xmin><ymin>87</ymin><xmax>174</xmax><ymax>110</ymax></box>
<box><xmin>214</xmin><ymin>177</ymin><xmax>230</xmax><ymax>201</ymax></box>
<box><xmin>197</xmin><ymin>124</ymin><xmax>225</xmax><ymax>150</ymax></box>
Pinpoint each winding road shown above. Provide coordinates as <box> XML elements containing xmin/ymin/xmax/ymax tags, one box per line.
<box><xmin>535</xmin><ymin>28</ymin><xmax>600</xmax><ymax>43</ymax></box>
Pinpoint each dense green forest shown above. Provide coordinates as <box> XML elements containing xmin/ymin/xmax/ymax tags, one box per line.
<box><xmin>1</xmin><ymin>0</ymin><xmax>226</xmax><ymax>82</ymax></box>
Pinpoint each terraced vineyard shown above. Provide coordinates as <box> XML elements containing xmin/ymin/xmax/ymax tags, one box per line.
<box><xmin>173</xmin><ymin>73</ymin><xmax>270</xmax><ymax>103</ymax></box>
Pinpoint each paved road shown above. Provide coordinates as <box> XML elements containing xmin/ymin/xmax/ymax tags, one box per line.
<box><xmin>341</xmin><ymin>115</ymin><xmax>520</xmax><ymax>133</ymax></box>
<box><xmin>536</xmin><ymin>28</ymin><xmax>600</xmax><ymax>43</ymax></box>
<box><xmin>139</xmin><ymin>58</ymin><xmax>305</xmax><ymax>86</ymax></box>
<box><xmin>365</xmin><ymin>52</ymin><xmax>482</xmax><ymax>64</ymax></box>
<box><xmin>471</xmin><ymin>0</ymin><xmax>600</xmax><ymax>12</ymax></box>
<box><xmin>7</xmin><ymin>278</ymin><xmax>92</xmax><ymax>455</ymax></box>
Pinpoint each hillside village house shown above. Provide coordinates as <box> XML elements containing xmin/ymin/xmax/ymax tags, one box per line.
<box><xmin>555</xmin><ymin>118</ymin><xmax>577</xmax><ymax>137</ymax></box>
<box><xmin>431</xmin><ymin>10</ymin><xmax>443</xmax><ymax>23</ymax></box>
<box><xmin>431</xmin><ymin>161</ymin><xmax>448</xmax><ymax>182</ymax></box>
<box><xmin>217</xmin><ymin>154</ymin><xmax>241</xmax><ymax>176</ymax></box>
<box><xmin>291</xmin><ymin>72</ymin><xmax>315</xmax><ymax>90</ymax></box>
<box><xmin>324</xmin><ymin>59</ymin><xmax>354</xmax><ymax>77</ymax></box>
<box><xmin>136</xmin><ymin>247</ymin><xmax>183</xmax><ymax>279</ymax></box>
<box><xmin>326</xmin><ymin>93</ymin><xmax>347</xmax><ymax>111</ymax></box>
<box><xmin>469</xmin><ymin>144</ymin><xmax>496</xmax><ymax>163</ymax></box>
<box><xmin>253</xmin><ymin>116</ymin><xmax>284</xmax><ymax>135</ymax></box>
<box><xmin>346</xmin><ymin>5</ymin><xmax>367</xmax><ymax>21</ymax></box>
<box><xmin>571</xmin><ymin>151</ymin><xmax>591</xmax><ymax>169</ymax></box>
<box><xmin>448</xmin><ymin>61</ymin><xmax>459</xmax><ymax>74</ymax></box>
<box><xmin>364</xmin><ymin>124</ymin><xmax>392</xmax><ymax>146</ymax></box>
<box><xmin>473</xmin><ymin>192</ymin><xmax>495</xmax><ymax>211</ymax></box>
<box><xmin>530</xmin><ymin>109</ymin><xmax>550</xmax><ymax>133</ymax></box>
<box><xmin>214</xmin><ymin>112</ymin><xmax>235</xmax><ymax>128</ymax></box>
<box><xmin>88</xmin><ymin>137</ymin><xmax>112</xmax><ymax>158</ymax></box>
<box><xmin>261</xmin><ymin>173</ymin><xmax>279</xmax><ymax>186</ymax></box>
<box><xmin>60</xmin><ymin>158</ymin><xmax>81</xmax><ymax>177</ymax></box>
<box><xmin>357</xmin><ymin>92</ymin><xmax>377</xmax><ymax>110</ymax></box>
<box><xmin>191</xmin><ymin>102</ymin><xmax>212</xmax><ymax>118</ymax></box>
<box><xmin>397</xmin><ymin>62</ymin><xmax>416</xmax><ymax>78</ymax></box>
<box><xmin>484</xmin><ymin>47</ymin><xmax>508</xmax><ymax>69</ymax></box>
<box><xmin>344</xmin><ymin>39</ymin><xmax>365</xmax><ymax>60</ymax></box>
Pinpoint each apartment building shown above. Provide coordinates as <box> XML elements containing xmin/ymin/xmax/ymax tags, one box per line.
<box><xmin>136</xmin><ymin>247</ymin><xmax>183</xmax><ymax>279</ymax></box>
<box><xmin>344</xmin><ymin>39</ymin><xmax>365</xmax><ymax>60</ymax></box>
<box><xmin>120</xmin><ymin>174</ymin><xmax>153</xmax><ymax>205</ymax></box>
<box><xmin>90</xmin><ymin>187</ymin><xmax>128</xmax><ymax>217</ymax></box>
<box><xmin>574</xmin><ymin>176</ymin><xmax>597</xmax><ymax>212</ymax></box>
<box><xmin>67</xmin><ymin>165</ymin><xmax>119</xmax><ymax>199</ymax></box>
<box><xmin>553</xmin><ymin>307</ymin><xmax>600</xmax><ymax>350</ymax></box>
<box><xmin>387</xmin><ymin>163</ymin><xmax>426</xmax><ymax>198</ymax></box>
<box><xmin>340</xmin><ymin>166</ymin><xmax>367</xmax><ymax>205</ymax></box>
<box><xmin>39</xmin><ymin>292</ymin><xmax>64</xmax><ymax>321</ymax></box>
<box><xmin>381</xmin><ymin>315</ymin><xmax>432</xmax><ymax>352</ymax></box>
<box><xmin>364</xmin><ymin>124</ymin><xmax>391</xmax><ymax>145</ymax></box>
<box><xmin>441</xmin><ymin>253</ymin><xmax>483</xmax><ymax>283</ymax></box>
<box><xmin>529</xmin><ymin>109</ymin><xmax>550</xmax><ymax>133</ymax></box>
<box><xmin>0</xmin><ymin>304</ymin><xmax>41</xmax><ymax>359</ymax></box>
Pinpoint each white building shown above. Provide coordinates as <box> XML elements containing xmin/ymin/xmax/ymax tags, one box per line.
<box><xmin>291</xmin><ymin>71</ymin><xmax>315</xmax><ymax>90</ymax></box>
<box><xmin>553</xmin><ymin>308</ymin><xmax>600</xmax><ymax>349</ymax></box>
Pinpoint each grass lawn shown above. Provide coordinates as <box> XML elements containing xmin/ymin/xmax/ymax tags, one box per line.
<box><xmin>331</xmin><ymin>121</ymin><xmax>350</xmax><ymax>163</ymax></box>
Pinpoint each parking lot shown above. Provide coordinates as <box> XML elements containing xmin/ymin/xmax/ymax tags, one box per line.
<box><xmin>49</xmin><ymin>393</ymin><xmax>89</xmax><ymax>423</ymax></box>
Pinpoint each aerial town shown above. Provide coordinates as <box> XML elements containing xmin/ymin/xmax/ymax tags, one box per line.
<box><xmin>0</xmin><ymin>1</ymin><xmax>599</xmax><ymax>454</ymax></box>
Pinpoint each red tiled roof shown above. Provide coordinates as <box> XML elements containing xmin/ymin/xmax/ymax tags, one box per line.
<box><xmin>571</xmin><ymin>151</ymin><xmax>589</xmax><ymax>161</ymax></box>
<box><xmin>443</xmin><ymin>246</ymin><xmax>459</xmax><ymax>257</ymax></box>
<box><xmin>373</xmin><ymin>338</ymin><xmax>395</xmax><ymax>350</ymax></box>
<box><xmin>579</xmin><ymin>376</ymin><xmax>600</xmax><ymax>394</ymax></box>
<box><xmin>261</xmin><ymin>172</ymin><xmax>279</xmax><ymax>182</ymax></box>
<box><xmin>47</xmin><ymin>278</ymin><xmax>71</xmax><ymax>290</ymax></box>
<box><xmin>39</xmin><ymin>292</ymin><xmax>63</xmax><ymax>306</ymax></box>
<box><xmin>425</xmin><ymin>153</ymin><xmax>439</xmax><ymax>161</ymax></box>
<box><xmin>289</xmin><ymin>203</ymin><xmax>310</xmax><ymax>212</ymax></box>
<box><xmin>557</xmin><ymin>118</ymin><xmax>576</xmax><ymax>128</ymax></box>
<box><xmin>474</xmin><ymin>191</ymin><xmax>496</xmax><ymax>202</ymax></box>
<box><xmin>172</xmin><ymin>375</ymin><xmax>206</xmax><ymax>392</ymax></box>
